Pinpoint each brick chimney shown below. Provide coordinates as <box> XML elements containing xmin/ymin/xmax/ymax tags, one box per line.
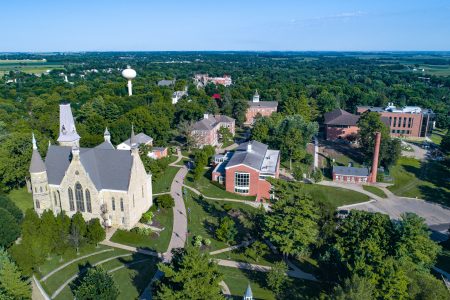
<box><xmin>369</xmin><ymin>132</ymin><xmax>381</xmax><ymax>183</ymax></box>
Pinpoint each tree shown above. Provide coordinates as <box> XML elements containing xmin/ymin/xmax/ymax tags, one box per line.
<box><xmin>70</xmin><ymin>212</ymin><xmax>87</xmax><ymax>253</ymax></box>
<box><xmin>0</xmin><ymin>208</ymin><xmax>20</xmax><ymax>248</ymax></box>
<box><xmin>218</xmin><ymin>126</ymin><xmax>232</xmax><ymax>145</ymax></box>
<box><xmin>266</xmin><ymin>261</ymin><xmax>288</xmax><ymax>296</ymax></box>
<box><xmin>155</xmin><ymin>247</ymin><xmax>224</xmax><ymax>300</ymax></box>
<box><xmin>54</xmin><ymin>212</ymin><xmax>71</xmax><ymax>257</ymax></box>
<box><xmin>72</xmin><ymin>266</ymin><xmax>119</xmax><ymax>300</ymax></box>
<box><xmin>156</xmin><ymin>194</ymin><xmax>175</xmax><ymax>209</ymax></box>
<box><xmin>441</xmin><ymin>128</ymin><xmax>450</xmax><ymax>153</ymax></box>
<box><xmin>281</xmin><ymin>95</ymin><xmax>312</xmax><ymax>121</ymax></box>
<box><xmin>244</xmin><ymin>241</ymin><xmax>269</xmax><ymax>262</ymax></box>
<box><xmin>333</xmin><ymin>275</ymin><xmax>375</xmax><ymax>300</ymax></box>
<box><xmin>215</xmin><ymin>217</ymin><xmax>237</xmax><ymax>245</ymax></box>
<box><xmin>40</xmin><ymin>209</ymin><xmax>57</xmax><ymax>256</ymax></box>
<box><xmin>0</xmin><ymin>248</ymin><xmax>31</xmax><ymax>299</ymax></box>
<box><xmin>86</xmin><ymin>218</ymin><xmax>105</xmax><ymax>246</ymax></box>
<box><xmin>0</xmin><ymin>194</ymin><xmax>23</xmax><ymax>222</ymax></box>
<box><xmin>263</xmin><ymin>181</ymin><xmax>319</xmax><ymax>257</ymax></box>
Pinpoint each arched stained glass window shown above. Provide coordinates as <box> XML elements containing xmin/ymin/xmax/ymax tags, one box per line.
<box><xmin>75</xmin><ymin>183</ymin><xmax>85</xmax><ymax>212</ymax></box>
<box><xmin>86</xmin><ymin>189</ymin><xmax>92</xmax><ymax>213</ymax></box>
<box><xmin>68</xmin><ymin>188</ymin><xmax>75</xmax><ymax>211</ymax></box>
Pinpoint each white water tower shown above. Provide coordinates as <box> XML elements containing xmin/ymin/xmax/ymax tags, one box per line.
<box><xmin>122</xmin><ymin>66</ymin><xmax>137</xmax><ymax>96</ymax></box>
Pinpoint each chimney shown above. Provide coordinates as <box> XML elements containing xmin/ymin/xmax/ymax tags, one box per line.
<box><xmin>369</xmin><ymin>132</ymin><xmax>381</xmax><ymax>183</ymax></box>
<box><xmin>247</xmin><ymin>143</ymin><xmax>252</xmax><ymax>152</ymax></box>
<box><xmin>204</xmin><ymin>114</ymin><xmax>209</xmax><ymax>119</ymax></box>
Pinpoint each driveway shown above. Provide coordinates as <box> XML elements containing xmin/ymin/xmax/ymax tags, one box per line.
<box><xmin>401</xmin><ymin>141</ymin><xmax>428</xmax><ymax>160</ymax></box>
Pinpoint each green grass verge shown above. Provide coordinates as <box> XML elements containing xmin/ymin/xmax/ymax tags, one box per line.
<box><xmin>8</xmin><ymin>187</ymin><xmax>33</xmax><ymax>212</ymax></box>
<box><xmin>153</xmin><ymin>166</ymin><xmax>179</xmax><ymax>194</ymax></box>
<box><xmin>212</xmin><ymin>247</ymin><xmax>283</xmax><ymax>267</ymax></box>
<box><xmin>219</xmin><ymin>266</ymin><xmax>324</xmax><ymax>300</ymax></box>
<box><xmin>110</xmin><ymin>207</ymin><xmax>173</xmax><ymax>253</ymax></box>
<box><xmin>185</xmin><ymin>191</ymin><xmax>258</xmax><ymax>251</ymax></box>
<box><xmin>185</xmin><ymin>169</ymin><xmax>255</xmax><ymax>201</ymax></box>
<box><xmin>430</xmin><ymin>128</ymin><xmax>447</xmax><ymax>145</ymax></box>
<box><xmin>362</xmin><ymin>185</ymin><xmax>387</xmax><ymax>198</ymax></box>
<box><xmin>297</xmin><ymin>183</ymin><xmax>370</xmax><ymax>207</ymax></box>
<box><xmin>387</xmin><ymin>157</ymin><xmax>450</xmax><ymax>206</ymax></box>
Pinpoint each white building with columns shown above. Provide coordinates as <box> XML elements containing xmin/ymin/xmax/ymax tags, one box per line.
<box><xmin>29</xmin><ymin>103</ymin><xmax>152</xmax><ymax>229</ymax></box>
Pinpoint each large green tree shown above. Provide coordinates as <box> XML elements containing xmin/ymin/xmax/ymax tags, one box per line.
<box><xmin>155</xmin><ymin>248</ymin><xmax>224</xmax><ymax>300</ymax></box>
<box><xmin>0</xmin><ymin>248</ymin><xmax>31</xmax><ymax>300</ymax></box>
<box><xmin>72</xmin><ymin>266</ymin><xmax>119</xmax><ymax>300</ymax></box>
<box><xmin>0</xmin><ymin>208</ymin><xmax>20</xmax><ymax>248</ymax></box>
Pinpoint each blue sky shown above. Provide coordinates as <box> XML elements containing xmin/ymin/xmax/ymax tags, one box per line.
<box><xmin>1</xmin><ymin>0</ymin><xmax>450</xmax><ymax>51</ymax></box>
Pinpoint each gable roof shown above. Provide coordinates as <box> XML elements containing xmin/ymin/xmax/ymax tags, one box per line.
<box><xmin>192</xmin><ymin>115</ymin><xmax>235</xmax><ymax>131</ymax></box>
<box><xmin>333</xmin><ymin>166</ymin><xmax>369</xmax><ymax>177</ymax></box>
<box><xmin>226</xmin><ymin>141</ymin><xmax>268</xmax><ymax>171</ymax></box>
<box><xmin>157</xmin><ymin>79</ymin><xmax>175</xmax><ymax>86</ymax></box>
<box><xmin>120</xmin><ymin>133</ymin><xmax>153</xmax><ymax>147</ymax></box>
<box><xmin>45</xmin><ymin>145</ymin><xmax>133</xmax><ymax>191</ymax></box>
<box><xmin>324</xmin><ymin>109</ymin><xmax>360</xmax><ymax>126</ymax></box>
<box><xmin>248</xmin><ymin>101</ymin><xmax>278</xmax><ymax>108</ymax></box>
<box><xmin>95</xmin><ymin>140</ymin><xmax>115</xmax><ymax>150</ymax></box>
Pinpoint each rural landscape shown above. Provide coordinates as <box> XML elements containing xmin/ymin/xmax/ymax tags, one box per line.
<box><xmin>1</xmin><ymin>1</ymin><xmax>450</xmax><ymax>300</ymax></box>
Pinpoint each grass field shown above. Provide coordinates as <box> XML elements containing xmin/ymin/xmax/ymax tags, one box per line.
<box><xmin>8</xmin><ymin>187</ymin><xmax>33</xmax><ymax>212</ymax></box>
<box><xmin>362</xmin><ymin>185</ymin><xmax>388</xmax><ymax>198</ymax></box>
<box><xmin>297</xmin><ymin>183</ymin><xmax>370</xmax><ymax>207</ymax></box>
<box><xmin>185</xmin><ymin>169</ymin><xmax>256</xmax><ymax>201</ymax></box>
<box><xmin>110</xmin><ymin>207</ymin><xmax>173</xmax><ymax>253</ymax></box>
<box><xmin>430</xmin><ymin>128</ymin><xmax>447</xmax><ymax>145</ymax></box>
<box><xmin>185</xmin><ymin>191</ymin><xmax>258</xmax><ymax>251</ymax></box>
<box><xmin>153</xmin><ymin>166</ymin><xmax>179</xmax><ymax>194</ymax></box>
<box><xmin>212</xmin><ymin>247</ymin><xmax>283</xmax><ymax>267</ymax></box>
<box><xmin>387</xmin><ymin>157</ymin><xmax>450</xmax><ymax>206</ymax></box>
<box><xmin>0</xmin><ymin>61</ymin><xmax>65</xmax><ymax>76</ymax></box>
<box><xmin>220</xmin><ymin>266</ymin><xmax>324</xmax><ymax>299</ymax></box>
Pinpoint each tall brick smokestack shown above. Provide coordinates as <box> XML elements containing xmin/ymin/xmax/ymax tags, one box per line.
<box><xmin>370</xmin><ymin>131</ymin><xmax>381</xmax><ymax>183</ymax></box>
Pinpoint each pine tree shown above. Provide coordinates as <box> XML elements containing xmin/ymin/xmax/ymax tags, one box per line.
<box><xmin>86</xmin><ymin>218</ymin><xmax>105</xmax><ymax>246</ymax></box>
<box><xmin>72</xmin><ymin>266</ymin><xmax>119</xmax><ymax>300</ymax></box>
<box><xmin>0</xmin><ymin>248</ymin><xmax>31</xmax><ymax>299</ymax></box>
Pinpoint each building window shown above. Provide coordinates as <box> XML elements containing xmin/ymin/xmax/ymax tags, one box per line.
<box><xmin>142</xmin><ymin>186</ymin><xmax>144</xmax><ymax>198</ymax></box>
<box><xmin>234</xmin><ymin>172</ymin><xmax>250</xmax><ymax>194</ymax></box>
<box><xmin>36</xmin><ymin>200</ymin><xmax>40</xmax><ymax>209</ymax></box>
<box><xmin>112</xmin><ymin>197</ymin><xmax>116</xmax><ymax>211</ymax></box>
<box><xmin>408</xmin><ymin>117</ymin><xmax>412</xmax><ymax>128</ymax></box>
<box><xmin>57</xmin><ymin>191</ymin><xmax>61</xmax><ymax>206</ymax></box>
<box><xmin>68</xmin><ymin>188</ymin><xmax>75</xmax><ymax>211</ymax></box>
<box><xmin>120</xmin><ymin>198</ymin><xmax>124</xmax><ymax>212</ymax></box>
<box><xmin>34</xmin><ymin>187</ymin><xmax>37</xmax><ymax>193</ymax></box>
<box><xmin>53</xmin><ymin>192</ymin><xmax>58</xmax><ymax>206</ymax></box>
<box><xmin>403</xmin><ymin>117</ymin><xmax>407</xmax><ymax>127</ymax></box>
<box><xmin>75</xmin><ymin>183</ymin><xmax>85</xmax><ymax>212</ymax></box>
<box><xmin>122</xmin><ymin>217</ymin><xmax>125</xmax><ymax>224</ymax></box>
<box><xmin>85</xmin><ymin>189</ymin><xmax>92</xmax><ymax>213</ymax></box>
<box><xmin>393</xmin><ymin>117</ymin><xmax>397</xmax><ymax>127</ymax></box>
<box><xmin>40</xmin><ymin>186</ymin><xmax>43</xmax><ymax>193</ymax></box>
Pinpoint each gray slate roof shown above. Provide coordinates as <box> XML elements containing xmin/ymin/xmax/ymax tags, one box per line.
<box><xmin>157</xmin><ymin>79</ymin><xmax>175</xmax><ymax>86</ymax></box>
<box><xmin>192</xmin><ymin>114</ymin><xmax>234</xmax><ymax>131</ymax></box>
<box><xmin>244</xmin><ymin>284</ymin><xmax>253</xmax><ymax>298</ymax></box>
<box><xmin>95</xmin><ymin>140</ymin><xmax>115</xmax><ymax>150</ymax></box>
<box><xmin>121</xmin><ymin>133</ymin><xmax>153</xmax><ymax>147</ymax></box>
<box><xmin>226</xmin><ymin>141</ymin><xmax>268</xmax><ymax>170</ymax></box>
<box><xmin>248</xmin><ymin>101</ymin><xmax>278</xmax><ymax>108</ymax></box>
<box><xmin>45</xmin><ymin>145</ymin><xmax>133</xmax><ymax>191</ymax></box>
<box><xmin>57</xmin><ymin>104</ymin><xmax>80</xmax><ymax>143</ymax></box>
<box><xmin>30</xmin><ymin>149</ymin><xmax>46</xmax><ymax>173</ymax></box>
<box><xmin>324</xmin><ymin>109</ymin><xmax>360</xmax><ymax>126</ymax></box>
<box><xmin>333</xmin><ymin>166</ymin><xmax>369</xmax><ymax>176</ymax></box>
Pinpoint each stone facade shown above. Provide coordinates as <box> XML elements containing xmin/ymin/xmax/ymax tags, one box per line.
<box><xmin>245</xmin><ymin>91</ymin><xmax>278</xmax><ymax>125</ymax></box>
<box><xmin>191</xmin><ymin>114</ymin><xmax>235</xmax><ymax>148</ymax></box>
<box><xmin>30</xmin><ymin>104</ymin><xmax>153</xmax><ymax>230</ymax></box>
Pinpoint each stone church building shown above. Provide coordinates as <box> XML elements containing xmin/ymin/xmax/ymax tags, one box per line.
<box><xmin>29</xmin><ymin>103</ymin><xmax>153</xmax><ymax>229</ymax></box>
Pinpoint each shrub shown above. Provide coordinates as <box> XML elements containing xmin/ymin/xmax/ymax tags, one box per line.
<box><xmin>311</xmin><ymin>168</ymin><xmax>323</xmax><ymax>183</ymax></box>
<box><xmin>222</xmin><ymin>203</ymin><xmax>232</xmax><ymax>212</ymax></box>
<box><xmin>193</xmin><ymin>235</ymin><xmax>203</xmax><ymax>247</ymax></box>
<box><xmin>155</xmin><ymin>194</ymin><xmax>175</xmax><ymax>209</ymax></box>
<box><xmin>131</xmin><ymin>227</ymin><xmax>152</xmax><ymax>236</ymax></box>
<box><xmin>215</xmin><ymin>217</ymin><xmax>237</xmax><ymax>244</ymax></box>
<box><xmin>204</xmin><ymin>238</ymin><xmax>211</xmax><ymax>246</ymax></box>
<box><xmin>140</xmin><ymin>211</ymin><xmax>154</xmax><ymax>224</ymax></box>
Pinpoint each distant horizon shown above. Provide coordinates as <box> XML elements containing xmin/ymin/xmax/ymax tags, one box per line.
<box><xmin>1</xmin><ymin>0</ymin><xmax>449</xmax><ymax>52</ymax></box>
<box><xmin>1</xmin><ymin>50</ymin><xmax>450</xmax><ymax>54</ymax></box>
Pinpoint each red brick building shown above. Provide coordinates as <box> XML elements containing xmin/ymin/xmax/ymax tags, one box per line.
<box><xmin>332</xmin><ymin>166</ymin><xmax>369</xmax><ymax>184</ymax></box>
<box><xmin>149</xmin><ymin>147</ymin><xmax>168</xmax><ymax>159</ymax></box>
<box><xmin>191</xmin><ymin>114</ymin><xmax>235</xmax><ymax>148</ymax></box>
<box><xmin>245</xmin><ymin>90</ymin><xmax>278</xmax><ymax>125</ymax></box>
<box><xmin>212</xmin><ymin>141</ymin><xmax>280</xmax><ymax>201</ymax></box>
<box><xmin>357</xmin><ymin>103</ymin><xmax>434</xmax><ymax>138</ymax></box>
<box><xmin>324</xmin><ymin>109</ymin><xmax>360</xmax><ymax>141</ymax></box>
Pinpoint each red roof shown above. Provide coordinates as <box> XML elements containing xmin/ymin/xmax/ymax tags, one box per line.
<box><xmin>212</xmin><ymin>93</ymin><xmax>221</xmax><ymax>99</ymax></box>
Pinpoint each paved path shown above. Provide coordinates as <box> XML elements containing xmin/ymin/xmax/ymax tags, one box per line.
<box><xmin>219</xmin><ymin>280</ymin><xmax>231</xmax><ymax>298</ymax></box>
<box><xmin>401</xmin><ymin>141</ymin><xmax>427</xmax><ymax>160</ymax></box>
<box><xmin>101</xmin><ymin>240</ymin><xmax>160</xmax><ymax>257</ymax></box>
<box><xmin>209</xmin><ymin>240</ymin><xmax>254</xmax><ymax>255</ymax></box>
<box><xmin>327</xmin><ymin>181</ymin><xmax>450</xmax><ymax>241</ymax></box>
<box><xmin>164</xmin><ymin>165</ymin><xmax>188</xmax><ymax>261</ymax></box>
<box><xmin>215</xmin><ymin>259</ymin><xmax>317</xmax><ymax>281</ymax></box>
<box><xmin>41</xmin><ymin>248</ymin><xmax>114</xmax><ymax>281</ymax></box>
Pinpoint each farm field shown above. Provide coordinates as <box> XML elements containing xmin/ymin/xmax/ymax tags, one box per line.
<box><xmin>0</xmin><ymin>60</ymin><xmax>64</xmax><ymax>75</ymax></box>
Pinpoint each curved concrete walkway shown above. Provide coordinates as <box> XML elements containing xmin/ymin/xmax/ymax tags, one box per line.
<box><xmin>219</xmin><ymin>280</ymin><xmax>231</xmax><ymax>298</ymax></box>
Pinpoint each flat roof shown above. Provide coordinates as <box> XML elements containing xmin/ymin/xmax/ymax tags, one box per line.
<box><xmin>333</xmin><ymin>166</ymin><xmax>369</xmax><ymax>177</ymax></box>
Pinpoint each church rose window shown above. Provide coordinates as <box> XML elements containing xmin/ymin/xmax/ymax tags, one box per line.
<box><xmin>68</xmin><ymin>188</ymin><xmax>75</xmax><ymax>211</ymax></box>
<box><xmin>75</xmin><ymin>183</ymin><xmax>85</xmax><ymax>212</ymax></box>
<box><xmin>86</xmin><ymin>189</ymin><xmax>92</xmax><ymax>213</ymax></box>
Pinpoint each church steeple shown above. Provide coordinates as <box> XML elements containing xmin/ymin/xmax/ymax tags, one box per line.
<box><xmin>252</xmin><ymin>90</ymin><xmax>260</xmax><ymax>103</ymax></box>
<box><xmin>130</xmin><ymin>124</ymin><xmax>137</xmax><ymax>149</ymax></box>
<box><xmin>104</xmin><ymin>127</ymin><xmax>111</xmax><ymax>143</ymax></box>
<box><xmin>57</xmin><ymin>103</ymin><xmax>80</xmax><ymax>147</ymax></box>
<box><xmin>29</xmin><ymin>133</ymin><xmax>46</xmax><ymax>173</ymax></box>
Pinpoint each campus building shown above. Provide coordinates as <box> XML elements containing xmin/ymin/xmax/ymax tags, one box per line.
<box><xmin>212</xmin><ymin>141</ymin><xmax>280</xmax><ymax>201</ymax></box>
<box><xmin>194</xmin><ymin>74</ymin><xmax>232</xmax><ymax>87</ymax></box>
<box><xmin>332</xmin><ymin>166</ymin><xmax>369</xmax><ymax>183</ymax></box>
<box><xmin>191</xmin><ymin>114</ymin><xmax>235</xmax><ymax>147</ymax></box>
<box><xmin>245</xmin><ymin>90</ymin><xmax>278</xmax><ymax>125</ymax></box>
<box><xmin>29</xmin><ymin>104</ymin><xmax>153</xmax><ymax>229</ymax></box>
<box><xmin>357</xmin><ymin>103</ymin><xmax>434</xmax><ymax>138</ymax></box>
<box><xmin>323</xmin><ymin>109</ymin><xmax>360</xmax><ymax>141</ymax></box>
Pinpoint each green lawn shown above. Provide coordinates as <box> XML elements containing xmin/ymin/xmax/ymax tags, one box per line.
<box><xmin>362</xmin><ymin>185</ymin><xmax>388</xmax><ymax>198</ymax></box>
<box><xmin>220</xmin><ymin>266</ymin><xmax>324</xmax><ymax>300</ymax></box>
<box><xmin>297</xmin><ymin>183</ymin><xmax>370</xmax><ymax>208</ymax></box>
<box><xmin>387</xmin><ymin>157</ymin><xmax>450</xmax><ymax>206</ymax></box>
<box><xmin>436</xmin><ymin>249</ymin><xmax>450</xmax><ymax>274</ymax></box>
<box><xmin>185</xmin><ymin>169</ymin><xmax>256</xmax><ymax>201</ymax></box>
<box><xmin>51</xmin><ymin>253</ymin><xmax>159</xmax><ymax>300</ymax></box>
<box><xmin>110</xmin><ymin>207</ymin><xmax>173</xmax><ymax>253</ymax></box>
<box><xmin>8</xmin><ymin>187</ymin><xmax>33</xmax><ymax>212</ymax></box>
<box><xmin>185</xmin><ymin>191</ymin><xmax>258</xmax><ymax>251</ymax></box>
<box><xmin>212</xmin><ymin>247</ymin><xmax>283</xmax><ymax>267</ymax></box>
<box><xmin>430</xmin><ymin>128</ymin><xmax>447</xmax><ymax>145</ymax></box>
<box><xmin>153</xmin><ymin>166</ymin><xmax>179</xmax><ymax>194</ymax></box>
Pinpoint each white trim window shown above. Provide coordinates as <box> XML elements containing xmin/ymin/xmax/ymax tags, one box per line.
<box><xmin>234</xmin><ymin>172</ymin><xmax>250</xmax><ymax>194</ymax></box>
